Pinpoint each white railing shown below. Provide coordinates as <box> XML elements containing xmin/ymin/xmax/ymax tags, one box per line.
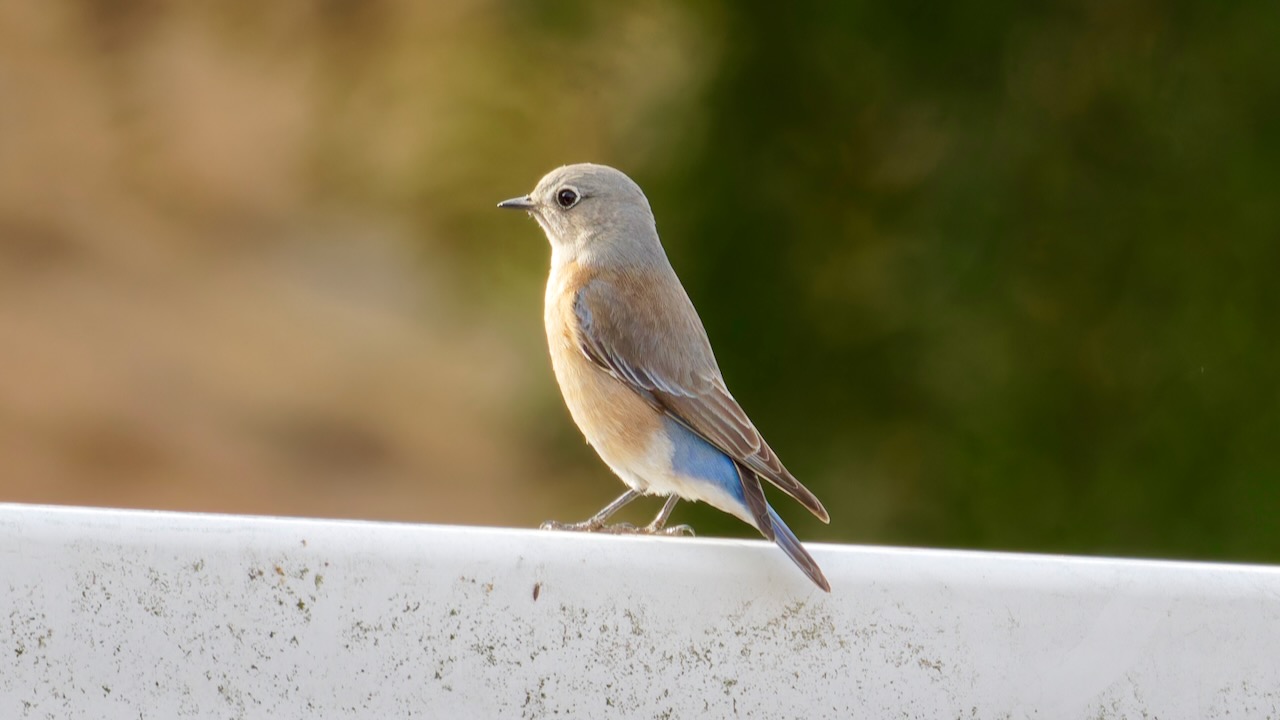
<box><xmin>1</xmin><ymin>503</ymin><xmax>1277</xmax><ymax>718</ymax></box>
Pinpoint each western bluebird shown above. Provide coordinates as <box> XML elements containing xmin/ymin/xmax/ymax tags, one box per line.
<box><xmin>498</xmin><ymin>163</ymin><xmax>830</xmax><ymax>592</ymax></box>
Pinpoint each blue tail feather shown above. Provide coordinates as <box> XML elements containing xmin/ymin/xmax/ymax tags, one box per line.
<box><xmin>768</xmin><ymin>507</ymin><xmax>831</xmax><ymax>592</ymax></box>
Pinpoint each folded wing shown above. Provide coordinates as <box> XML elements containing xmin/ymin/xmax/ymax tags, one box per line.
<box><xmin>572</xmin><ymin>276</ymin><xmax>830</xmax><ymax>525</ymax></box>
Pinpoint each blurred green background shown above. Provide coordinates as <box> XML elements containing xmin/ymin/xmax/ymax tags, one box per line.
<box><xmin>2</xmin><ymin>1</ymin><xmax>1276</xmax><ymax>562</ymax></box>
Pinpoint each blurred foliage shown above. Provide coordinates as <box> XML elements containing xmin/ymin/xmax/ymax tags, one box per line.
<box><xmin>639</xmin><ymin>0</ymin><xmax>1280</xmax><ymax>559</ymax></box>
<box><xmin>1</xmin><ymin>0</ymin><xmax>1275</xmax><ymax>562</ymax></box>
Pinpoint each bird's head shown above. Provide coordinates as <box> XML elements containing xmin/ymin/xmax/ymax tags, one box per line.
<box><xmin>498</xmin><ymin>163</ymin><xmax>660</xmax><ymax>265</ymax></box>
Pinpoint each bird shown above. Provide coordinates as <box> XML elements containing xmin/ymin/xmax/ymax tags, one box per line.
<box><xmin>497</xmin><ymin>163</ymin><xmax>831</xmax><ymax>592</ymax></box>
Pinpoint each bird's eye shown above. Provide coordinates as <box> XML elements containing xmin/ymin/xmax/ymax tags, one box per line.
<box><xmin>556</xmin><ymin>187</ymin><xmax>580</xmax><ymax>209</ymax></box>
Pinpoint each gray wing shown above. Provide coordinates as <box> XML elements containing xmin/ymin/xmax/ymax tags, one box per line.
<box><xmin>573</xmin><ymin>277</ymin><xmax>830</xmax><ymax>525</ymax></box>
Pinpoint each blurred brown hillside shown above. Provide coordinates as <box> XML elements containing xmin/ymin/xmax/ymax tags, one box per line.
<box><xmin>0</xmin><ymin>1</ymin><xmax>711</xmax><ymax>524</ymax></box>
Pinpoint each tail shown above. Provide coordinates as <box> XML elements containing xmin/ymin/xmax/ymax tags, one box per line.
<box><xmin>767</xmin><ymin>506</ymin><xmax>830</xmax><ymax>592</ymax></box>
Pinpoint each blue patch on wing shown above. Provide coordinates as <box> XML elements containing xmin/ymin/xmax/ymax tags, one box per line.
<box><xmin>662</xmin><ymin>417</ymin><xmax>745</xmax><ymax>504</ymax></box>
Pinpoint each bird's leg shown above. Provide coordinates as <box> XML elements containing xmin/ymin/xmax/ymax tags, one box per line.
<box><xmin>642</xmin><ymin>495</ymin><xmax>694</xmax><ymax>536</ymax></box>
<box><xmin>541</xmin><ymin>489</ymin><xmax>641</xmax><ymax>532</ymax></box>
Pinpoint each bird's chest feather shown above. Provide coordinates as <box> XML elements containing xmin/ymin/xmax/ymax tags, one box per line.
<box><xmin>543</xmin><ymin>262</ymin><xmax>664</xmax><ymax>480</ymax></box>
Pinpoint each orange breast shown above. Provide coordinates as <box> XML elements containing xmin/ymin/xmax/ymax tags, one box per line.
<box><xmin>544</xmin><ymin>262</ymin><xmax>664</xmax><ymax>484</ymax></box>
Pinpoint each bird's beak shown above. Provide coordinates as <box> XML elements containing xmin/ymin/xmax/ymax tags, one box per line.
<box><xmin>497</xmin><ymin>195</ymin><xmax>536</xmax><ymax>211</ymax></box>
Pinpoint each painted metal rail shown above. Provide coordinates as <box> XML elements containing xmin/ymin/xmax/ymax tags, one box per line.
<box><xmin>2</xmin><ymin>503</ymin><xmax>1278</xmax><ymax>718</ymax></box>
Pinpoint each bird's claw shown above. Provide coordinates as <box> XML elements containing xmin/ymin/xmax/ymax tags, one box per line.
<box><xmin>540</xmin><ymin>520</ymin><xmax>601</xmax><ymax>532</ymax></box>
<box><xmin>598</xmin><ymin>523</ymin><xmax>642</xmax><ymax>534</ymax></box>
<box><xmin>651</xmin><ymin>523</ymin><xmax>695</xmax><ymax>537</ymax></box>
<box><xmin>540</xmin><ymin>520</ymin><xmax>639</xmax><ymax>534</ymax></box>
<box><xmin>540</xmin><ymin>520</ymin><xmax>694</xmax><ymax>537</ymax></box>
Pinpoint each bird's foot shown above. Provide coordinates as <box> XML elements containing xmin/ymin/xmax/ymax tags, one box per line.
<box><xmin>646</xmin><ymin>523</ymin><xmax>695</xmax><ymax>537</ymax></box>
<box><xmin>540</xmin><ymin>519</ymin><xmax>599</xmax><ymax>532</ymax></box>
<box><xmin>540</xmin><ymin>520</ymin><xmax>642</xmax><ymax>534</ymax></box>
<box><xmin>540</xmin><ymin>520</ymin><xmax>692</xmax><ymax>536</ymax></box>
